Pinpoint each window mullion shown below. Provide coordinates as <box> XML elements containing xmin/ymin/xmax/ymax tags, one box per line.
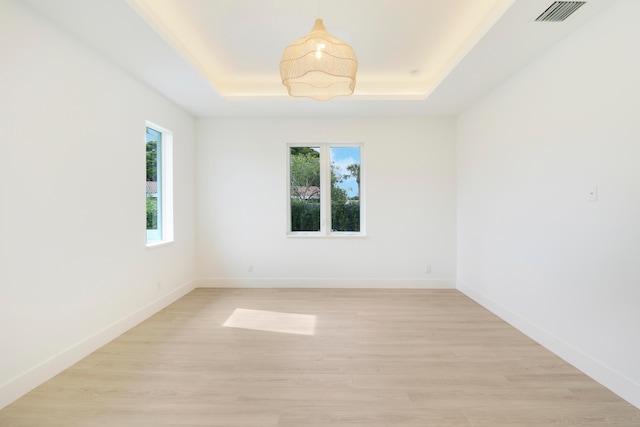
<box><xmin>320</xmin><ymin>144</ymin><xmax>330</xmax><ymax>234</ymax></box>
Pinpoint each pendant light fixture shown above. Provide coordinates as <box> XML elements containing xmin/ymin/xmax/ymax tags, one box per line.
<box><xmin>280</xmin><ymin>18</ymin><xmax>358</xmax><ymax>101</ymax></box>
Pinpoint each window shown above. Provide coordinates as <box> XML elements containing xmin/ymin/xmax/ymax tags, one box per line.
<box><xmin>287</xmin><ymin>143</ymin><xmax>364</xmax><ymax>236</ymax></box>
<box><xmin>146</xmin><ymin>122</ymin><xmax>173</xmax><ymax>245</ymax></box>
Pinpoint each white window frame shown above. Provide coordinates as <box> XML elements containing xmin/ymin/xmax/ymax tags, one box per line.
<box><xmin>146</xmin><ymin>121</ymin><xmax>174</xmax><ymax>247</ymax></box>
<box><xmin>287</xmin><ymin>142</ymin><xmax>365</xmax><ymax>237</ymax></box>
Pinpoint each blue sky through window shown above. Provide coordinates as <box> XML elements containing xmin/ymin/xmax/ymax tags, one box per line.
<box><xmin>331</xmin><ymin>146</ymin><xmax>360</xmax><ymax>198</ymax></box>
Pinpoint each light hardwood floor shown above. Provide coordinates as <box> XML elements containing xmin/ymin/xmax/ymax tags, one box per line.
<box><xmin>1</xmin><ymin>288</ymin><xmax>638</xmax><ymax>426</ymax></box>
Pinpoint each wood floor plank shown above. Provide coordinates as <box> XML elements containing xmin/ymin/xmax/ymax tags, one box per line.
<box><xmin>1</xmin><ymin>288</ymin><xmax>638</xmax><ymax>426</ymax></box>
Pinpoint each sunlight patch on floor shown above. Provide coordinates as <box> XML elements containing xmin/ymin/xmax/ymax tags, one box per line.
<box><xmin>222</xmin><ymin>308</ymin><xmax>316</xmax><ymax>335</ymax></box>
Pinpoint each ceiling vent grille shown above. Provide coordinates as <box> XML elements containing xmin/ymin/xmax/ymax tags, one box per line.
<box><xmin>535</xmin><ymin>1</ymin><xmax>586</xmax><ymax>22</ymax></box>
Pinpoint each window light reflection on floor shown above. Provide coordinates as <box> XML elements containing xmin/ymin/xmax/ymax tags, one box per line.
<box><xmin>222</xmin><ymin>308</ymin><xmax>317</xmax><ymax>336</ymax></box>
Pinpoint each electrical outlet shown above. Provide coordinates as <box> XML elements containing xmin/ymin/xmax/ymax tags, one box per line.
<box><xmin>426</xmin><ymin>265</ymin><xmax>431</xmax><ymax>274</ymax></box>
<box><xmin>248</xmin><ymin>265</ymin><xmax>254</xmax><ymax>273</ymax></box>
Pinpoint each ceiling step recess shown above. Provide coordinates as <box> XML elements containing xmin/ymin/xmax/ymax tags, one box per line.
<box><xmin>536</xmin><ymin>1</ymin><xmax>586</xmax><ymax>22</ymax></box>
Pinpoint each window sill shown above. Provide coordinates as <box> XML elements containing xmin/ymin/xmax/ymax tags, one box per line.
<box><xmin>287</xmin><ymin>233</ymin><xmax>366</xmax><ymax>238</ymax></box>
<box><xmin>146</xmin><ymin>240</ymin><xmax>175</xmax><ymax>249</ymax></box>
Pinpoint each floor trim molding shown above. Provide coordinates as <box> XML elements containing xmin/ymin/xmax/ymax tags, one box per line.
<box><xmin>0</xmin><ymin>280</ymin><xmax>195</xmax><ymax>410</ymax></box>
<box><xmin>194</xmin><ymin>277</ymin><xmax>456</xmax><ymax>289</ymax></box>
<box><xmin>457</xmin><ymin>281</ymin><xmax>640</xmax><ymax>409</ymax></box>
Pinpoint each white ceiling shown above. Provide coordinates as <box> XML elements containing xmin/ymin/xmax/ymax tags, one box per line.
<box><xmin>22</xmin><ymin>0</ymin><xmax>617</xmax><ymax>117</ymax></box>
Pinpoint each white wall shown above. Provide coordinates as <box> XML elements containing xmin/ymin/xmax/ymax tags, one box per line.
<box><xmin>457</xmin><ymin>0</ymin><xmax>640</xmax><ymax>408</ymax></box>
<box><xmin>0</xmin><ymin>0</ymin><xmax>196</xmax><ymax>408</ymax></box>
<box><xmin>196</xmin><ymin>117</ymin><xmax>456</xmax><ymax>288</ymax></box>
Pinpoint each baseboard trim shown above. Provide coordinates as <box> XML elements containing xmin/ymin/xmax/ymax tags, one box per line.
<box><xmin>457</xmin><ymin>281</ymin><xmax>640</xmax><ymax>409</ymax></box>
<box><xmin>194</xmin><ymin>277</ymin><xmax>455</xmax><ymax>289</ymax></box>
<box><xmin>0</xmin><ymin>280</ymin><xmax>195</xmax><ymax>410</ymax></box>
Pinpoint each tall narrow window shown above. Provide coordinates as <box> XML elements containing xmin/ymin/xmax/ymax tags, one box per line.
<box><xmin>146</xmin><ymin>122</ymin><xmax>173</xmax><ymax>245</ymax></box>
<box><xmin>330</xmin><ymin>146</ymin><xmax>361</xmax><ymax>232</ymax></box>
<box><xmin>289</xmin><ymin>146</ymin><xmax>321</xmax><ymax>232</ymax></box>
<box><xmin>288</xmin><ymin>143</ymin><xmax>364</xmax><ymax>236</ymax></box>
<box><xmin>146</xmin><ymin>127</ymin><xmax>162</xmax><ymax>242</ymax></box>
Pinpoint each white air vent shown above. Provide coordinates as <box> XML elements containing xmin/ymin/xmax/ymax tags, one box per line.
<box><xmin>536</xmin><ymin>1</ymin><xmax>586</xmax><ymax>21</ymax></box>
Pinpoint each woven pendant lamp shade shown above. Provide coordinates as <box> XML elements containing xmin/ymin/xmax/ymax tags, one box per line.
<box><xmin>280</xmin><ymin>19</ymin><xmax>358</xmax><ymax>101</ymax></box>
